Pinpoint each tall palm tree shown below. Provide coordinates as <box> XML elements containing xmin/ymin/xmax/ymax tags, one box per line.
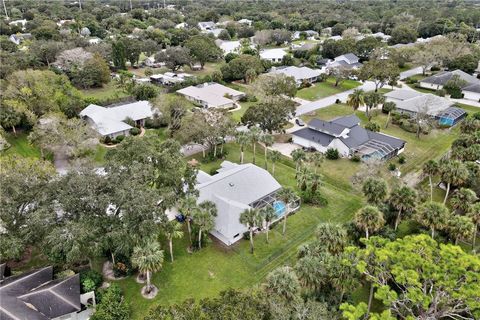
<box><xmin>249</xmin><ymin>127</ymin><xmax>262</xmax><ymax>164</ymax></box>
<box><xmin>269</xmin><ymin>150</ymin><xmax>282</xmax><ymax>176</ymax></box>
<box><xmin>291</xmin><ymin>148</ymin><xmax>306</xmax><ymax>174</ymax></box>
<box><xmin>178</xmin><ymin>196</ymin><xmax>198</xmax><ymax>246</ymax></box>
<box><xmin>468</xmin><ymin>203</ymin><xmax>480</xmax><ymax>249</ymax></box>
<box><xmin>440</xmin><ymin>160</ymin><xmax>469</xmax><ymax>204</ymax></box>
<box><xmin>315</xmin><ymin>223</ymin><xmax>348</xmax><ymax>254</ymax></box>
<box><xmin>235</xmin><ymin>131</ymin><xmax>250</xmax><ymax>164</ymax></box>
<box><xmin>239</xmin><ymin>208</ymin><xmax>262</xmax><ymax>253</ymax></box>
<box><xmin>277</xmin><ymin>187</ymin><xmax>297</xmax><ymax>236</ymax></box>
<box><xmin>354</xmin><ymin>206</ymin><xmax>385</xmax><ymax>239</ymax></box>
<box><xmin>388</xmin><ymin>186</ymin><xmax>417</xmax><ymax>230</ymax></box>
<box><xmin>363</xmin><ymin>92</ymin><xmax>384</xmax><ymax>120</ymax></box>
<box><xmin>416</xmin><ymin>202</ymin><xmax>450</xmax><ymax>238</ymax></box>
<box><xmin>131</xmin><ymin>239</ymin><xmax>164</xmax><ymax>295</ymax></box>
<box><xmin>346</xmin><ymin>89</ymin><xmax>365</xmax><ymax>111</ymax></box>
<box><xmin>296</xmin><ymin>165</ymin><xmax>311</xmax><ymax>191</ymax></box>
<box><xmin>307</xmin><ymin>152</ymin><xmax>324</xmax><ymax>173</ymax></box>
<box><xmin>161</xmin><ymin>220</ymin><xmax>184</xmax><ymax>262</ymax></box>
<box><xmin>260</xmin><ymin>205</ymin><xmax>277</xmax><ymax>244</ymax></box>
<box><xmin>448</xmin><ymin>215</ymin><xmax>475</xmax><ymax>245</ymax></box>
<box><xmin>195</xmin><ymin>200</ymin><xmax>217</xmax><ymax>249</ymax></box>
<box><xmin>450</xmin><ymin>188</ymin><xmax>478</xmax><ymax>213</ymax></box>
<box><xmin>422</xmin><ymin>160</ymin><xmax>439</xmax><ymax>201</ymax></box>
<box><xmin>383</xmin><ymin>101</ymin><xmax>396</xmax><ymax>128</ymax></box>
<box><xmin>264</xmin><ymin>266</ymin><xmax>300</xmax><ymax>300</ymax></box>
<box><xmin>260</xmin><ymin>134</ymin><xmax>275</xmax><ymax>170</ymax></box>
<box><xmin>362</xmin><ymin>177</ymin><xmax>388</xmax><ymax>206</ymax></box>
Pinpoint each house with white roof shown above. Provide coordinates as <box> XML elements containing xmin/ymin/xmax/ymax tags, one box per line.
<box><xmin>328</xmin><ymin>35</ymin><xmax>343</xmax><ymax>41</ymax></box>
<box><xmin>194</xmin><ymin>161</ymin><xmax>299</xmax><ymax>245</ymax></box>
<box><xmin>260</xmin><ymin>48</ymin><xmax>287</xmax><ymax>63</ymax></box>
<box><xmin>384</xmin><ymin>89</ymin><xmax>467</xmax><ymax>126</ymax></box>
<box><xmin>238</xmin><ymin>18</ymin><xmax>253</xmax><ymax>26</ymax></box>
<box><xmin>150</xmin><ymin>72</ymin><xmax>194</xmax><ymax>86</ymax></box>
<box><xmin>292</xmin><ymin>30</ymin><xmax>319</xmax><ymax>40</ymax></box>
<box><xmin>371</xmin><ymin>32</ymin><xmax>391</xmax><ymax>42</ymax></box>
<box><xmin>327</xmin><ymin>53</ymin><xmax>362</xmax><ymax>70</ymax></box>
<box><xmin>175</xmin><ymin>22</ymin><xmax>187</xmax><ymax>29</ymax></box>
<box><xmin>198</xmin><ymin>21</ymin><xmax>216</xmax><ymax>31</ymax></box>
<box><xmin>8</xmin><ymin>33</ymin><xmax>32</xmax><ymax>45</ymax></box>
<box><xmin>271</xmin><ymin>66</ymin><xmax>322</xmax><ymax>86</ymax></box>
<box><xmin>9</xmin><ymin>19</ymin><xmax>28</xmax><ymax>30</ymax></box>
<box><xmin>215</xmin><ymin>40</ymin><xmax>242</xmax><ymax>55</ymax></box>
<box><xmin>79</xmin><ymin>101</ymin><xmax>155</xmax><ymax>138</ymax></box>
<box><xmin>177</xmin><ymin>82</ymin><xmax>245</xmax><ymax>109</ymax></box>
<box><xmin>88</xmin><ymin>37</ymin><xmax>102</xmax><ymax>45</ymax></box>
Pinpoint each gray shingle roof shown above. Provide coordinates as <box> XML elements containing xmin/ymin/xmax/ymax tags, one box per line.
<box><xmin>384</xmin><ymin>89</ymin><xmax>423</xmax><ymax>101</ymax></box>
<box><xmin>291</xmin><ymin>127</ymin><xmax>335</xmax><ymax>147</ymax></box>
<box><xmin>421</xmin><ymin>70</ymin><xmax>480</xmax><ymax>87</ymax></box>
<box><xmin>331</xmin><ymin>114</ymin><xmax>361</xmax><ymax>128</ymax></box>
<box><xmin>308</xmin><ymin>118</ymin><xmax>346</xmax><ymax>136</ymax></box>
<box><xmin>395</xmin><ymin>93</ymin><xmax>453</xmax><ymax>116</ymax></box>
<box><xmin>463</xmin><ymin>83</ymin><xmax>480</xmax><ymax>93</ymax></box>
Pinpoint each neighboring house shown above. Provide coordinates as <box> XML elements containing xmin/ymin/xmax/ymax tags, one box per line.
<box><xmin>198</xmin><ymin>21</ymin><xmax>216</xmax><ymax>31</ymax></box>
<box><xmin>150</xmin><ymin>72</ymin><xmax>194</xmax><ymax>86</ymax></box>
<box><xmin>175</xmin><ymin>22</ymin><xmax>187</xmax><ymax>29</ymax></box>
<box><xmin>215</xmin><ymin>39</ymin><xmax>242</xmax><ymax>55</ymax></box>
<box><xmin>56</xmin><ymin>19</ymin><xmax>75</xmax><ymax>27</ymax></box>
<box><xmin>292</xmin><ymin>115</ymin><xmax>406</xmax><ymax>160</ymax></box>
<box><xmin>8</xmin><ymin>33</ymin><xmax>32</xmax><ymax>45</ymax></box>
<box><xmin>259</xmin><ymin>48</ymin><xmax>287</xmax><ymax>63</ymax></box>
<box><xmin>418</xmin><ymin>69</ymin><xmax>480</xmax><ymax>101</ymax></box>
<box><xmin>144</xmin><ymin>56</ymin><xmax>164</xmax><ymax>68</ymax></box>
<box><xmin>202</xmin><ymin>28</ymin><xmax>225</xmax><ymax>38</ymax></box>
<box><xmin>371</xmin><ymin>32</ymin><xmax>391</xmax><ymax>42</ymax></box>
<box><xmin>194</xmin><ymin>161</ymin><xmax>300</xmax><ymax>245</ymax></box>
<box><xmin>88</xmin><ymin>37</ymin><xmax>101</xmax><ymax>45</ymax></box>
<box><xmin>238</xmin><ymin>18</ymin><xmax>253</xmax><ymax>26</ymax></box>
<box><xmin>79</xmin><ymin>101</ymin><xmax>155</xmax><ymax>138</ymax></box>
<box><xmin>271</xmin><ymin>66</ymin><xmax>322</xmax><ymax>86</ymax></box>
<box><xmin>291</xmin><ymin>42</ymin><xmax>316</xmax><ymax>51</ymax></box>
<box><xmin>292</xmin><ymin>30</ymin><xmax>319</xmax><ymax>40</ymax></box>
<box><xmin>327</xmin><ymin>53</ymin><xmax>362</xmax><ymax>69</ymax></box>
<box><xmin>8</xmin><ymin>19</ymin><xmax>28</xmax><ymax>30</ymax></box>
<box><xmin>0</xmin><ymin>265</ymin><xmax>95</xmax><ymax>320</ymax></box>
<box><xmin>177</xmin><ymin>82</ymin><xmax>245</xmax><ymax>109</ymax></box>
<box><xmin>328</xmin><ymin>35</ymin><xmax>343</xmax><ymax>41</ymax></box>
<box><xmin>384</xmin><ymin>89</ymin><xmax>467</xmax><ymax>126</ymax></box>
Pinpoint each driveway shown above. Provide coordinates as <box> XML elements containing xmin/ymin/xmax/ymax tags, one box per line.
<box><xmin>399</xmin><ymin>66</ymin><xmax>423</xmax><ymax>80</ymax></box>
<box><xmin>296</xmin><ymin>81</ymin><xmax>376</xmax><ymax>116</ymax></box>
<box><xmin>270</xmin><ymin>142</ymin><xmax>299</xmax><ymax>157</ymax></box>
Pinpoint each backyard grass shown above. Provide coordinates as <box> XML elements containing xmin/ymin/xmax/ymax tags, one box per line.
<box><xmin>116</xmin><ymin>143</ymin><xmax>364</xmax><ymax>319</ymax></box>
<box><xmin>80</xmin><ymin>81</ymin><xmax>130</xmax><ymax>101</ymax></box>
<box><xmin>296</xmin><ymin>77</ymin><xmax>361</xmax><ymax>101</ymax></box>
<box><xmin>188</xmin><ymin>62</ymin><xmax>224</xmax><ymax>77</ymax></box>
<box><xmin>2</xmin><ymin>132</ymin><xmax>41</xmax><ymax>158</ymax></box>
<box><xmin>230</xmin><ymin>101</ymin><xmax>255</xmax><ymax>123</ymax></box>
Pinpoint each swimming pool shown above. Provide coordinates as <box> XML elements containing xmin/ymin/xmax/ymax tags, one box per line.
<box><xmin>273</xmin><ymin>201</ymin><xmax>287</xmax><ymax>217</ymax></box>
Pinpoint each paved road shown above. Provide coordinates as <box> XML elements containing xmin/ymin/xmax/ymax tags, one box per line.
<box><xmin>399</xmin><ymin>66</ymin><xmax>423</xmax><ymax>80</ymax></box>
<box><xmin>296</xmin><ymin>81</ymin><xmax>376</xmax><ymax>116</ymax></box>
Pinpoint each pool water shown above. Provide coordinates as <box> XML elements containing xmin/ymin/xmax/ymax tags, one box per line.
<box><xmin>273</xmin><ymin>201</ymin><xmax>287</xmax><ymax>217</ymax></box>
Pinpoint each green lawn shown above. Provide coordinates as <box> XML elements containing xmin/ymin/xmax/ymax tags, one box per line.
<box><xmin>81</xmin><ymin>81</ymin><xmax>130</xmax><ymax>101</ymax></box>
<box><xmin>188</xmin><ymin>62</ymin><xmax>224</xmax><ymax>78</ymax></box>
<box><xmin>230</xmin><ymin>101</ymin><xmax>255</xmax><ymax>123</ymax></box>
<box><xmin>116</xmin><ymin>143</ymin><xmax>363</xmax><ymax>319</ymax></box>
<box><xmin>296</xmin><ymin>78</ymin><xmax>361</xmax><ymax>101</ymax></box>
<box><xmin>2</xmin><ymin>132</ymin><xmax>41</xmax><ymax>158</ymax></box>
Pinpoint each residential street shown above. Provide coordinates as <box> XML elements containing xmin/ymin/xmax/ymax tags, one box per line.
<box><xmin>399</xmin><ymin>66</ymin><xmax>423</xmax><ymax>79</ymax></box>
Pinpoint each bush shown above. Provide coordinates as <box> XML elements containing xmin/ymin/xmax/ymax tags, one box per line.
<box><xmin>129</xmin><ymin>127</ymin><xmax>141</xmax><ymax>135</ymax></box>
<box><xmin>430</xmin><ymin>65</ymin><xmax>440</xmax><ymax>71</ymax></box>
<box><xmin>351</xmin><ymin>155</ymin><xmax>361</xmax><ymax>162</ymax></box>
<box><xmin>112</xmin><ymin>255</ymin><xmax>133</xmax><ymax>278</ymax></box>
<box><xmin>90</xmin><ymin>284</ymin><xmax>130</xmax><ymax>320</ymax></box>
<box><xmin>102</xmin><ymin>135</ymin><xmax>112</xmax><ymax>145</ymax></box>
<box><xmin>365</xmin><ymin>121</ymin><xmax>380</xmax><ymax>132</ymax></box>
<box><xmin>300</xmin><ymin>189</ymin><xmax>328</xmax><ymax>206</ymax></box>
<box><xmin>145</xmin><ymin>113</ymin><xmax>167</xmax><ymax>128</ymax></box>
<box><xmin>448</xmin><ymin>88</ymin><xmax>463</xmax><ymax>99</ymax></box>
<box><xmin>405</xmin><ymin>77</ymin><xmax>418</xmax><ymax>84</ymax></box>
<box><xmin>388</xmin><ymin>163</ymin><xmax>396</xmax><ymax>171</ymax></box>
<box><xmin>300</xmin><ymin>80</ymin><xmax>312</xmax><ymax>89</ymax></box>
<box><xmin>114</xmin><ymin>135</ymin><xmax>125</xmax><ymax>143</ymax></box>
<box><xmin>436</xmin><ymin>89</ymin><xmax>446</xmax><ymax>97</ymax></box>
<box><xmin>398</xmin><ymin>155</ymin><xmax>406</xmax><ymax>164</ymax></box>
<box><xmin>325</xmin><ymin>148</ymin><xmax>339</xmax><ymax>160</ymax></box>
<box><xmin>80</xmin><ymin>270</ymin><xmax>103</xmax><ymax>293</ymax></box>
<box><xmin>132</xmin><ymin>83</ymin><xmax>159</xmax><ymax>100</ymax></box>
<box><xmin>335</xmin><ymin>99</ymin><xmax>342</xmax><ymax>104</ymax></box>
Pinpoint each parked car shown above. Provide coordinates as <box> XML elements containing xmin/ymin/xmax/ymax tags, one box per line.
<box><xmin>295</xmin><ymin>118</ymin><xmax>305</xmax><ymax>126</ymax></box>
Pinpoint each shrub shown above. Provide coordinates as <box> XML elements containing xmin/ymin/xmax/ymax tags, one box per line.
<box><xmin>300</xmin><ymin>80</ymin><xmax>312</xmax><ymax>89</ymax></box>
<box><xmin>398</xmin><ymin>155</ymin><xmax>406</xmax><ymax>164</ymax></box>
<box><xmin>132</xmin><ymin>83</ymin><xmax>159</xmax><ymax>100</ymax></box>
<box><xmin>129</xmin><ymin>127</ymin><xmax>141</xmax><ymax>135</ymax></box>
<box><xmin>406</xmin><ymin>77</ymin><xmax>417</xmax><ymax>84</ymax></box>
<box><xmin>300</xmin><ymin>189</ymin><xmax>328</xmax><ymax>206</ymax></box>
<box><xmin>325</xmin><ymin>148</ymin><xmax>339</xmax><ymax>160</ymax></box>
<box><xmin>449</xmin><ymin>88</ymin><xmax>463</xmax><ymax>99</ymax></box>
<box><xmin>335</xmin><ymin>99</ymin><xmax>342</xmax><ymax>104</ymax></box>
<box><xmin>102</xmin><ymin>135</ymin><xmax>112</xmax><ymax>145</ymax></box>
<box><xmin>351</xmin><ymin>155</ymin><xmax>361</xmax><ymax>162</ymax></box>
<box><xmin>123</xmin><ymin>117</ymin><xmax>136</xmax><ymax>127</ymax></box>
<box><xmin>388</xmin><ymin>163</ymin><xmax>396</xmax><ymax>171</ymax></box>
<box><xmin>80</xmin><ymin>270</ymin><xmax>103</xmax><ymax>293</ymax></box>
<box><xmin>114</xmin><ymin>135</ymin><xmax>125</xmax><ymax>143</ymax></box>
<box><xmin>365</xmin><ymin>121</ymin><xmax>380</xmax><ymax>132</ymax></box>
<box><xmin>90</xmin><ymin>284</ymin><xmax>130</xmax><ymax>320</ymax></box>
<box><xmin>145</xmin><ymin>113</ymin><xmax>167</xmax><ymax>128</ymax></box>
<box><xmin>430</xmin><ymin>65</ymin><xmax>440</xmax><ymax>71</ymax></box>
<box><xmin>436</xmin><ymin>89</ymin><xmax>446</xmax><ymax>97</ymax></box>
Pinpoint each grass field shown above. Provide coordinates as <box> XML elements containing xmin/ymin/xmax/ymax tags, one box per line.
<box><xmin>81</xmin><ymin>81</ymin><xmax>130</xmax><ymax>101</ymax></box>
<box><xmin>115</xmin><ymin>143</ymin><xmax>364</xmax><ymax>319</ymax></box>
<box><xmin>2</xmin><ymin>132</ymin><xmax>41</xmax><ymax>158</ymax></box>
<box><xmin>296</xmin><ymin>78</ymin><xmax>361</xmax><ymax>101</ymax></box>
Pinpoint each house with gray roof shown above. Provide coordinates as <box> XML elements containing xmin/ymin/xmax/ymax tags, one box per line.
<box><xmin>419</xmin><ymin>70</ymin><xmax>480</xmax><ymax>100</ymax></box>
<box><xmin>0</xmin><ymin>266</ymin><xmax>95</xmax><ymax>320</ymax></box>
<box><xmin>327</xmin><ymin>53</ymin><xmax>362</xmax><ymax>70</ymax></box>
<box><xmin>177</xmin><ymin>82</ymin><xmax>245</xmax><ymax>109</ymax></box>
<box><xmin>197</xmin><ymin>21</ymin><xmax>216</xmax><ymax>31</ymax></box>
<box><xmin>462</xmin><ymin>83</ymin><xmax>480</xmax><ymax>101</ymax></box>
<box><xmin>194</xmin><ymin>161</ymin><xmax>300</xmax><ymax>245</ymax></box>
<box><xmin>291</xmin><ymin>115</ymin><xmax>405</xmax><ymax>160</ymax></box>
<box><xmin>271</xmin><ymin>66</ymin><xmax>322</xmax><ymax>86</ymax></box>
<box><xmin>79</xmin><ymin>100</ymin><xmax>155</xmax><ymax>138</ymax></box>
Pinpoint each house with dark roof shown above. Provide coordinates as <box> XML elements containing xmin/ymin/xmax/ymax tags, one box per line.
<box><xmin>327</xmin><ymin>53</ymin><xmax>362</xmax><ymax>70</ymax></box>
<box><xmin>291</xmin><ymin>115</ymin><xmax>405</xmax><ymax>160</ymax></box>
<box><xmin>0</xmin><ymin>265</ymin><xmax>95</xmax><ymax>320</ymax></box>
<box><xmin>419</xmin><ymin>70</ymin><xmax>480</xmax><ymax>101</ymax></box>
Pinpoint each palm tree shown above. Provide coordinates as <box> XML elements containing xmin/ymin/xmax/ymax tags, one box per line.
<box><xmin>264</xmin><ymin>266</ymin><xmax>300</xmax><ymax>300</ymax></box>
<box><xmin>296</xmin><ymin>165</ymin><xmax>311</xmax><ymax>191</ymax></box>
<box><xmin>235</xmin><ymin>131</ymin><xmax>250</xmax><ymax>164</ymax></box>
<box><xmin>239</xmin><ymin>208</ymin><xmax>262</xmax><ymax>253</ymax></box>
<box><xmin>131</xmin><ymin>239</ymin><xmax>164</xmax><ymax>295</ymax></box>
<box><xmin>388</xmin><ymin>186</ymin><xmax>417</xmax><ymax>230</ymax></box>
<box><xmin>363</xmin><ymin>91</ymin><xmax>384</xmax><ymax>120</ymax></box>
<box><xmin>269</xmin><ymin>150</ymin><xmax>282</xmax><ymax>176</ymax></box>
<box><xmin>307</xmin><ymin>152</ymin><xmax>324</xmax><ymax>173</ymax></box>
<box><xmin>195</xmin><ymin>200</ymin><xmax>217</xmax><ymax>249</ymax></box>
<box><xmin>450</xmin><ymin>188</ymin><xmax>478</xmax><ymax>213</ymax></box>
<box><xmin>362</xmin><ymin>177</ymin><xmax>388</xmax><ymax>206</ymax></box>
<box><xmin>346</xmin><ymin>89</ymin><xmax>365</xmax><ymax>111</ymax></box>
<box><xmin>468</xmin><ymin>203</ymin><xmax>480</xmax><ymax>249</ymax></box>
<box><xmin>440</xmin><ymin>160</ymin><xmax>469</xmax><ymax>204</ymax></box>
<box><xmin>354</xmin><ymin>206</ymin><xmax>385</xmax><ymax>239</ymax></box>
<box><xmin>161</xmin><ymin>220</ymin><xmax>184</xmax><ymax>262</ymax></box>
<box><xmin>422</xmin><ymin>160</ymin><xmax>439</xmax><ymax>201</ymax></box>
<box><xmin>260</xmin><ymin>134</ymin><xmax>274</xmax><ymax>170</ymax></box>
<box><xmin>249</xmin><ymin>127</ymin><xmax>262</xmax><ymax>164</ymax></box>
<box><xmin>383</xmin><ymin>101</ymin><xmax>396</xmax><ymax>128</ymax></box>
<box><xmin>416</xmin><ymin>202</ymin><xmax>450</xmax><ymax>238</ymax></box>
<box><xmin>260</xmin><ymin>206</ymin><xmax>277</xmax><ymax>244</ymax></box>
<box><xmin>315</xmin><ymin>223</ymin><xmax>348</xmax><ymax>254</ymax></box>
<box><xmin>277</xmin><ymin>187</ymin><xmax>297</xmax><ymax>236</ymax></box>
<box><xmin>179</xmin><ymin>196</ymin><xmax>198</xmax><ymax>246</ymax></box>
<box><xmin>447</xmin><ymin>215</ymin><xmax>474</xmax><ymax>245</ymax></box>
<box><xmin>291</xmin><ymin>148</ymin><xmax>306</xmax><ymax>174</ymax></box>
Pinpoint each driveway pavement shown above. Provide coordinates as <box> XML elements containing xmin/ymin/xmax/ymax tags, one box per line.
<box><xmin>399</xmin><ymin>66</ymin><xmax>423</xmax><ymax>80</ymax></box>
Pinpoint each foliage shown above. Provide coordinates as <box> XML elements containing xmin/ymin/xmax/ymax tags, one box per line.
<box><xmin>132</xmin><ymin>84</ymin><xmax>159</xmax><ymax>100</ymax></box>
<box><xmin>91</xmin><ymin>284</ymin><xmax>131</xmax><ymax>320</ymax></box>
<box><xmin>325</xmin><ymin>148</ymin><xmax>339</xmax><ymax>160</ymax></box>
<box><xmin>155</xmin><ymin>46</ymin><xmax>191</xmax><ymax>71</ymax></box>
<box><xmin>80</xmin><ymin>270</ymin><xmax>103</xmax><ymax>293</ymax></box>
<box><xmin>221</xmin><ymin>54</ymin><xmax>264</xmax><ymax>83</ymax></box>
<box><xmin>241</xmin><ymin>98</ymin><xmax>295</xmax><ymax>133</ymax></box>
<box><xmin>365</xmin><ymin>122</ymin><xmax>380</xmax><ymax>132</ymax></box>
<box><xmin>185</xmin><ymin>35</ymin><xmax>222</xmax><ymax>68</ymax></box>
<box><xmin>362</xmin><ymin>177</ymin><xmax>387</xmax><ymax>205</ymax></box>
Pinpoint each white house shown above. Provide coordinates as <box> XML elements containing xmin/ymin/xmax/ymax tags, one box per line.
<box><xmin>292</xmin><ymin>30</ymin><xmax>319</xmax><ymax>40</ymax></box>
<box><xmin>327</xmin><ymin>53</ymin><xmax>362</xmax><ymax>69</ymax></box>
<box><xmin>177</xmin><ymin>82</ymin><xmax>245</xmax><ymax>109</ymax></box>
<box><xmin>88</xmin><ymin>37</ymin><xmax>102</xmax><ymax>45</ymax></box>
<box><xmin>198</xmin><ymin>21</ymin><xmax>216</xmax><ymax>31</ymax></box>
<box><xmin>328</xmin><ymin>35</ymin><xmax>343</xmax><ymax>41</ymax></box>
<box><xmin>462</xmin><ymin>84</ymin><xmax>480</xmax><ymax>101</ymax></box>
<box><xmin>8</xmin><ymin>33</ymin><xmax>31</xmax><ymax>45</ymax></box>
<box><xmin>8</xmin><ymin>19</ymin><xmax>28</xmax><ymax>30</ymax></box>
<box><xmin>418</xmin><ymin>69</ymin><xmax>480</xmax><ymax>102</ymax></box>
<box><xmin>371</xmin><ymin>32</ymin><xmax>391</xmax><ymax>42</ymax></box>
<box><xmin>194</xmin><ymin>161</ymin><xmax>299</xmax><ymax>245</ymax></box>
<box><xmin>175</xmin><ymin>22</ymin><xmax>187</xmax><ymax>29</ymax></box>
<box><xmin>216</xmin><ymin>40</ymin><xmax>241</xmax><ymax>55</ymax></box>
<box><xmin>79</xmin><ymin>101</ymin><xmax>155</xmax><ymax>138</ymax></box>
<box><xmin>260</xmin><ymin>48</ymin><xmax>287</xmax><ymax>63</ymax></box>
<box><xmin>238</xmin><ymin>18</ymin><xmax>253</xmax><ymax>26</ymax></box>
<box><xmin>291</xmin><ymin>115</ymin><xmax>405</xmax><ymax>160</ymax></box>
<box><xmin>271</xmin><ymin>66</ymin><xmax>322</xmax><ymax>86</ymax></box>
<box><xmin>150</xmin><ymin>72</ymin><xmax>194</xmax><ymax>86</ymax></box>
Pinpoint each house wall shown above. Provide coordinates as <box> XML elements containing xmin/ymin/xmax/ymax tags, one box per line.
<box><xmin>109</xmin><ymin>129</ymin><xmax>130</xmax><ymax>139</ymax></box>
<box><xmin>419</xmin><ymin>82</ymin><xmax>442</xmax><ymax>90</ymax></box>
<box><xmin>292</xmin><ymin>136</ymin><xmax>350</xmax><ymax>157</ymax></box>
<box><xmin>462</xmin><ymin>91</ymin><xmax>480</xmax><ymax>102</ymax></box>
<box><xmin>330</xmin><ymin>139</ymin><xmax>350</xmax><ymax>157</ymax></box>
